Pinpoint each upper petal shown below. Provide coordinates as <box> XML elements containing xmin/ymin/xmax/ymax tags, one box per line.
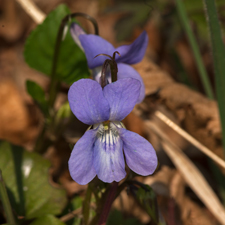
<box><xmin>70</xmin><ymin>23</ymin><xmax>86</xmax><ymax>51</ymax></box>
<box><xmin>116</xmin><ymin>31</ymin><xmax>148</xmax><ymax>65</ymax></box>
<box><xmin>103</xmin><ymin>78</ymin><xmax>141</xmax><ymax>121</ymax></box>
<box><xmin>68</xmin><ymin>79</ymin><xmax>110</xmax><ymax>125</ymax></box>
<box><xmin>117</xmin><ymin>63</ymin><xmax>145</xmax><ymax>103</ymax></box>
<box><xmin>92</xmin><ymin>64</ymin><xmax>145</xmax><ymax>103</ymax></box>
<box><xmin>93</xmin><ymin>123</ymin><xmax>126</xmax><ymax>183</ymax></box>
<box><xmin>68</xmin><ymin>129</ymin><xmax>97</xmax><ymax>185</ymax></box>
<box><xmin>119</xmin><ymin>128</ymin><xmax>158</xmax><ymax>176</ymax></box>
<box><xmin>79</xmin><ymin>34</ymin><xmax>116</xmax><ymax>68</ymax></box>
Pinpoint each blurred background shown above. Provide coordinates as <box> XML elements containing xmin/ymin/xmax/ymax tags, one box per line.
<box><xmin>0</xmin><ymin>0</ymin><xmax>225</xmax><ymax>224</ymax></box>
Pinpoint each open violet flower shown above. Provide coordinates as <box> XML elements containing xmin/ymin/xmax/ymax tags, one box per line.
<box><xmin>70</xmin><ymin>23</ymin><xmax>148</xmax><ymax>103</ymax></box>
<box><xmin>68</xmin><ymin>78</ymin><xmax>158</xmax><ymax>185</ymax></box>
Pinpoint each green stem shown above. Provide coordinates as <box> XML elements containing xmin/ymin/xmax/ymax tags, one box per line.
<box><xmin>82</xmin><ymin>184</ymin><xmax>92</xmax><ymax>225</ymax></box>
<box><xmin>0</xmin><ymin>170</ymin><xmax>16</xmax><ymax>225</ymax></box>
<box><xmin>34</xmin><ymin>123</ymin><xmax>52</xmax><ymax>154</ymax></box>
<box><xmin>97</xmin><ymin>182</ymin><xmax>118</xmax><ymax>225</ymax></box>
<box><xmin>34</xmin><ymin>12</ymin><xmax>99</xmax><ymax>154</ymax></box>
<box><xmin>89</xmin><ymin>182</ymin><xmax>118</xmax><ymax>225</ymax></box>
<box><xmin>110</xmin><ymin>61</ymin><xmax>118</xmax><ymax>83</ymax></box>
<box><xmin>202</xmin><ymin>0</ymin><xmax>225</xmax><ymax>152</ymax></box>
<box><xmin>175</xmin><ymin>0</ymin><xmax>214</xmax><ymax>99</ymax></box>
<box><xmin>49</xmin><ymin>12</ymin><xmax>99</xmax><ymax>108</ymax></box>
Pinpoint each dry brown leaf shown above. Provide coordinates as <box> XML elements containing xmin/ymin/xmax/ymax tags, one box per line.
<box><xmin>146</xmin><ymin>121</ymin><xmax>225</xmax><ymax>225</ymax></box>
<box><xmin>0</xmin><ymin>79</ymin><xmax>38</xmax><ymax>146</ymax></box>
<box><xmin>144</xmin><ymin>167</ymin><xmax>217</xmax><ymax>225</ymax></box>
<box><xmin>134</xmin><ymin>56</ymin><xmax>224</xmax><ymax>167</ymax></box>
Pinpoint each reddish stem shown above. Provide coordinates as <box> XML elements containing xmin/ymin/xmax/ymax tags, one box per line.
<box><xmin>97</xmin><ymin>182</ymin><xmax>118</xmax><ymax>225</ymax></box>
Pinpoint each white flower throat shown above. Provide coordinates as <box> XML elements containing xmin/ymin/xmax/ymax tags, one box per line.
<box><xmin>93</xmin><ymin>121</ymin><xmax>124</xmax><ymax>147</ymax></box>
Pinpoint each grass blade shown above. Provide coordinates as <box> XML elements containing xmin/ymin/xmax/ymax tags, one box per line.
<box><xmin>203</xmin><ymin>0</ymin><xmax>225</xmax><ymax>153</ymax></box>
<box><xmin>175</xmin><ymin>0</ymin><xmax>214</xmax><ymax>99</ymax></box>
<box><xmin>0</xmin><ymin>170</ymin><xmax>17</xmax><ymax>225</ymax></box>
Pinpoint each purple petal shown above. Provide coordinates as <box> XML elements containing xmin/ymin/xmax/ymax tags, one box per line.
<box><xmin>119</xmin><ymin>128</ymin><xmax>158</xmax><ymax>176</ymax></box>
<box><xmin>93</xmin><ymin>123</ymin><xmax>126</xmax><ymax>183</ymax></box>
<box><xmin>103</xmin><ymin>78</ymin><xmax>141</xmax><ymax>121</ymax></box>
<box><xmin>70</xmin><ymin>23</ymin><xmax>86</xmax><ymax>50</ymax></box>
<box><xmin>116</xmin><ymin>31</ymin><xmax>148</xmax><ymax>64</ymax></box>
<box><xmin>92</xmin><ymin>64</ymin><xmax>145</xmax><ymax>103</ymax></box>
<box><xmin>68</xmin><ymin>79</ymin><xmax>110</xmax><ymax>125</ymax></box>
<box><xmin>79</xmin><ymin>34</ymin><xmax>116</xmax><ymax>68</ymax></box>
<box><xmin>68</xmin><ymin>130</ymin><xmax>97</xmax><ymax>185</ymax></box>
<box><xmin>117</xmin><ymin>63</ymin><xmax>145</xmax><ymax>103</ymax></box>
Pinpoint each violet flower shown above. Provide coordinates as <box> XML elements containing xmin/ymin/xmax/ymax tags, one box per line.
<box><xmin>70</xmin><ymin>23</ymin><xmax>148</xmax><ymax>103</ymax></box>
<box><xmin>68</xmin><ymin>78</ymin><xmax>157</xmax><ymax>185</ymax></box>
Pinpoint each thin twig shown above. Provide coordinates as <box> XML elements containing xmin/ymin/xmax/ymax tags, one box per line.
<box><xmin>15</xmin><ymin>0</ymin><xmax>46</xmax><ymax>24</ymax></box>
<box><xmin>155</xmin><ymin>110</ymin><xmax>225</xmax><ymax>169</ymax></box>
<box><xmin>60</xmin><ymin>202</ymin><xmax>96</xmax><ymax>223</ymax></box>
<box><xmin>60</xmin><ymin>208</ymin><xmax>82</xmax><ymax>222</ymax></box>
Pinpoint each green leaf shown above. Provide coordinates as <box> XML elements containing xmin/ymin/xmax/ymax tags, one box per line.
<box><xmin>181</xmin><ymin>0</ymin><xmax>225</xmax><ymax>41</ymax></box>
<box><xmin>30</xmin><ymin>215</ymin><xmax>66</xmax><ymax>225</ymax></box>
<box><xmin>26</xmin><ymin>80</ymin><xmax>48</xmax><ymax>115</ymax></box>
<box><xmin>0</xmin><ymin>141</ymin><xmax>67</xmax><ymax>220</ymax></box>
<box><xmin>24</xmin><ymin>4</ymin><xmax>90</xmax><ymax>84</ymax></box>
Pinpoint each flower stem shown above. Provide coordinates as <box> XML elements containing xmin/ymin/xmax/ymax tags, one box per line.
<box><xmin>110</xmin><ymin>51</ymin><xmax>120</xmax><ymax>82</ymax></box>
<box><xmin>0</xmin><ymin>170</ymin><xmax>17</xmax><ymax>225</ymax></box>
<box><xmin>82</xmin><ymin>184</ymin><xmax>92</xmax><ymax>225</ymax></box>
<box><xmin>97</xmin><ymin>182</ymin><xmax>118</xmax><ymax>225</ymax></box>
<box><xmin>34</xmin><ymin>12</ymin><xmax>99</xmax><ymax>154</ymax></box>
<box><xmin>98</xmin><ymin>51</ymin><xmax>120</xmax><ymax>87</ymax></box>
<box><xmin>49</xmin><ymin>12</ymin><xmax>99</xmax><ymax>108</ymax></box>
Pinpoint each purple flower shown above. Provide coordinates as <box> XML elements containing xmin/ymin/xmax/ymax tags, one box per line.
<box><xmin>68</xmin><ymin>78</ymin><xmax>158</xmax><ymax>185</ymax></box>
<box><xmin>70</xmin><ymin>23</ymin><xmax>148</xmax><ymax>103</ymax></box>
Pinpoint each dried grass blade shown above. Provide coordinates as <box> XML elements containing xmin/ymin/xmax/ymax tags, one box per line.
<box><xmin>155</xmin><ymin>110</ymin><xmax>225</xmax><ymax>169</ymax></box>
<box><xmin>16</xmin><ymin>0</ymin><xmax>45</xmax><ymax>24</ymax></box>
<box><xmin>147</xmin><ymin>121</ymin><xmax>225</xmax><ymax>225</ymax></box>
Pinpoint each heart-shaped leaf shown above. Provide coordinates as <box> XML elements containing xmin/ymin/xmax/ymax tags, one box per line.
<box><xmin>30</xmin><ymin>215</ymin><xmax>66</xmax><ymax>225</ymax></box>
<box><xmin>26</xmin><ymin>80</ymin><xmax>48</xmax><ymax>116</ymax></box>
<box><xmin>0</xmin><ymin>141</ymin><xmax>67</xmax><ymax>220</ymax></box>
<box><xmin>24</xmin><ymin>4</ymin><xmax>90</xmax><ymax>84</ymax></box>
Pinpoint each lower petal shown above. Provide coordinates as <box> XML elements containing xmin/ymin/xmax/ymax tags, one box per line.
<box><xmin>68</xmin><ymin>130</ymin><xmax>97</xmax><ymax>185</ymax></box>
<box><xmin>119</xmin><ymin>128</ymin><xmax>158</xmax><ymax>176</ymax></box>
<box><xmin>93</xmin><ymin>124</ymin><xmax>126</xmax><ymax>183</ymax></box>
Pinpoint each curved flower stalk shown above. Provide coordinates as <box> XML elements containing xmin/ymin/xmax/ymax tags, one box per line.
<box><xmin>68</xmin><ymin>78</ymin><xmax>158</xmax><ymax>185</ymax></box>
<box><xmin>70</xmin><ymin>23</ymin><xmax>148</xmax><ymax>103</ymax></box>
